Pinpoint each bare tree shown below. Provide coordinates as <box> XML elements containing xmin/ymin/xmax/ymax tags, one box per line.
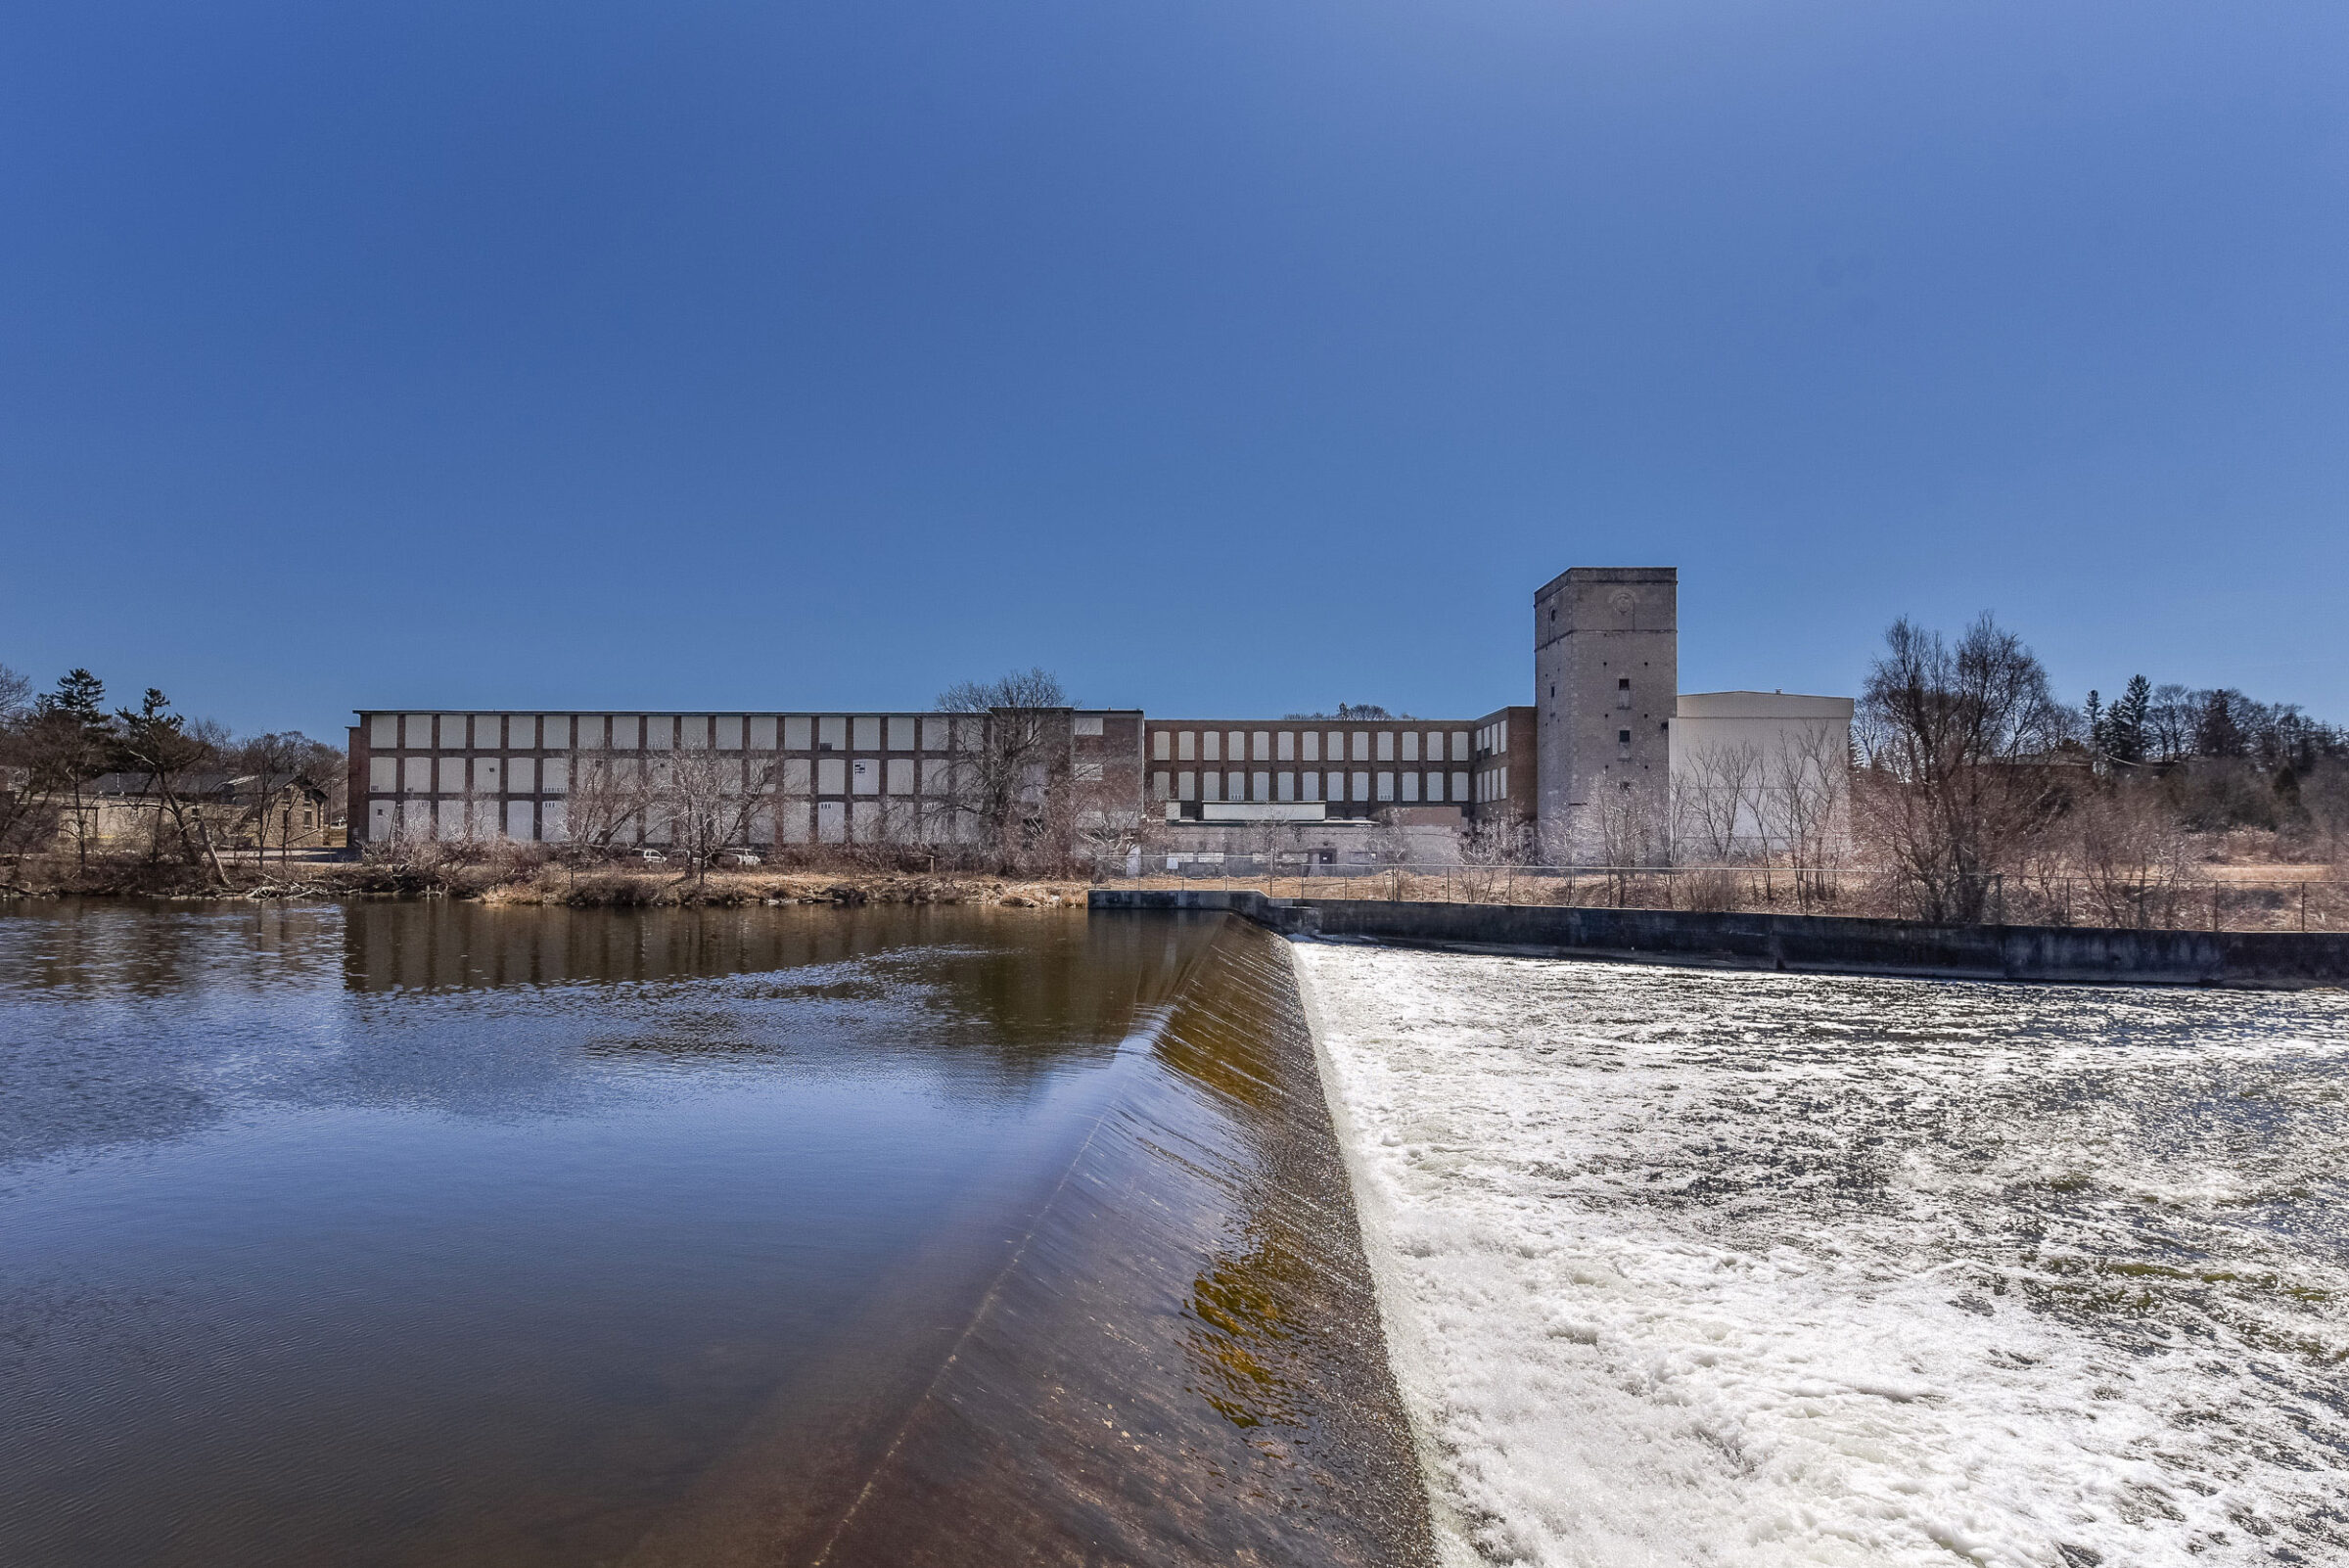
<box><xmin>937</xmin><ymin>668</ymin><xmax>1070</xmax><ymax>864</ymax></box>
<box><xmin>560</xmin><ymin>748</ymin><xmax>654</xmax><ymax>856</ymax></box>
<box><xmin>1772</xmin><ymin>722</ymin><xmax>1852</xmax><ymax>907</ymax></box>
<box><xmin>1671</xmin><ymin>739</ymin><xmax>1764</xmax><ymax>863</ymax></box>
<box><xmin>1855</xmin><ymin>614</ymin><xmax>2066</xmax><ymax>922</ymax></box>
<box><xmin>655</xmin><ymin>746</ymin><xmax>779</xmax><ymax>888</ymax></box>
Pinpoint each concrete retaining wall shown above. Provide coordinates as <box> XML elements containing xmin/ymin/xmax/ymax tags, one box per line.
<box><xmin>1088</xmin><ymin>888</ymin><xmax>2349</xmax><ymax>990</ymax></box>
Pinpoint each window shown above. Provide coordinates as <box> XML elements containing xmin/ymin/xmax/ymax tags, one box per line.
<box><xmin>1228</xmin><ymin>731</ymin><xmax>1245</xmax><ymax>761</ymax></box>
<box><xmin>1153</xmin><ymin>731</ymin><xmax>1171</xmax><ymax>761</ymax></box>
<box><xmin>438</xmin><ymin>715</ymin><xmax>469</xmax><ymax>750</ymax></box>
<box><xmin>1178</xmin><ymin>731</ymin><xmax>1196</xmax><ymax>761</ymax></box>
<box><xmin>851</xmin><ymin>759</ymin><xmax>880</xmax><ymax>795</ymax></box>
<box><xmin>1228</xmin><ymin>770</ymin><xmax>1245</xmax><ymax>801</ymax></box>
<box><xmin>1203</xmin><ymin>771</ymin><xmax>1221</xmax><ymax>802</ymax></box>
<box><xmin>1326</xmin><ymin>771</ymin><xmax>1346</xmax><ymax>803</ymax></box>
<box><xmin>1376</xmin><ymin>732</ymin><xmax>1394</xmax><ymax>761</ymax></box>
<box><xmin>1619</xmin><ymin>729</ymin><xmax>1632</xmax><ymax>743</ymax></box>
<box><xmin>749</xmin><ymin>715</ymin><xmax>777</xmax><ymax>750</ymax></box>
<box><xmin>1075</xmin><ymin>761</ymin><xmax>1104</xmax><ymax>783</ymax></box>
<box><xmin>1178</xmin><ymin>770</ymin><xmax>1197</xmax><ymax>801</ymax></box>
<box><xmin>1152</xmin><ymin>771</ymin><xmax>1171</xmax><ymax>801</ymax></box>
<box><xmin>543</xmin><ymin>759</ymin><xmax>570</xmax><ymax>793</ymax></box>
<box><xmin>887</xmin><ymin>759</ymin><xmax>915</xmax><ymax>795</ymax></box>
<box><xmin>1402</xmin><ymin>772</ymin><xmax>1418</xmax><ymax>802</ymax></box>
<box><xmin>888</xmin><ymin>716</ymin><xmax>916</xmax><ymax>751</ymax></box>
<box><xmin>923</xmin><ymin>716</ymin><xmax>952</xmax><ymax>751</ymax></box>
<box><xmin>509</xmin><ymin>758</ymin><xmax>535</xmax><ymax>793</ymax></box>
<box><xmin>1277</xmin><ymin>771</ymin><xmax>1295</xmax><ymax>802</ymax></box>
<box><xmin>369</xmin><ymin>715</ymin><xmax>397</xmax><ymax>749</ymax></box>
<box><xmin>816</xmin><ymin>758</ymin><xmax>846</xmax><ymax>794</ymax></box>
<box><xmin>784</xmin><ymin>716</ymin><xmax>812</xmax><ymax>750</ymax></box>
<box><xmin>1452</xmin><ymin>770</ymin><xmax>1469</xmax><ymax>802</ymax></box>
<box><xmin>1402</xmin><ymin>731</ymin><xmax>1418</xmax><ymax>761</ymax></box>
<box><xmin>1327</xmin><ymin>731</ymin><xmax>1344</xmax><ymax>761</ymax></box>
<box><xmin>1276</xmin><ymin>731</ymin><xmax>1294</xmax><ymax>761</ymax></box>
<box><xmin>680</xmin><ymin>717</ymin><xmax>712</xmax><ymax>750</ymax></box>
<box><xmin>1252</xmin><ymin>731</ymin><xmax>1269</xmax><ymax>761</ymax></box>
<box><xmin>369</xmin><ymin>759</ymin><xmax>396</xmax><ymax>794</ymax></box>
<box><xmin>1376</xmin><ymin>772</ymin><xmax>1395</xmax><ymax>802</ymax></box>
<box><xmin>1252</xmin><ymin>770</ymin><xmax>1269</xmax><ymax>800</ymax></box>
<box><xmin>1426</xmin><ymin>731</ymin><xmax>1443</xmax><ymax>761</ymax></box>
<box><xmin>818</xmin><ymin>716</ymin><xmax>846</xmax><ymax>752</ymax></box>
<box><xmin>853</xmin><ymin>716</ymin><xmax>882</xmax><ymax>751</ymax></box>
<box><xmin>542</xmin><ymin>715</ymin><xmax>571</xmax><ymax>750</ymax></box>
<box><xmin>1074</xmin><ymin>715</ymin><xmax>1103</xmax><ymax>737</ymax></box>
<box><xmin>1617</xmin><ymin>677</ymin><xmax>1632</xmax><ymax>709</ymax></box>
<box><xmin>1203</xmin><ymin>731</ymin><xmax>1221</xmax><ymax>761</ymax></box>
<box><xmin>1302</xmin><ymin>771</ymin><xmax>1319</xmax><ymax>802</ymax></box>
<box><xmin>1426</xmin><ymin>771</ymin><xmax>1444</xmax><ymax>803</ymax></box>
<box><xmin>438</xmin><ymin>758</ymin><xmax>464</xmax><ymax>793</ymax></box>
<box><xmin>1303</xmin><ymin>731</ymin><xmax>1319</xmax><ymax>761</ymax></box>
<box><xmin>645</xmin><ymin>716</ymin><xmax>674</xmax><ymax>751</ymax></box>
<box><xmin>1353</xmin><ymin>770</ymin><xmax>1371</xmax><ymax>801</ymax></box>
<box><xmin>1351</xmin><ymin>732</ymin><xmax>1369</xmax><ymax>761</ymax></box>
<box><xmin>921</xmin><ymin>758</ymin><xmax>952</xmax><ymax>794</ymax></box>
<box><xmin>1452</xmin><ymin>732</ymin><xmax>1469</xmax><ymax>761</ymax></box>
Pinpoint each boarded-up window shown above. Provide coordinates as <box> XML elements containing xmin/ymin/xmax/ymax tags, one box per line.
<box><xmin>680</xmin><ymin>717</ymin><xmax>711</xmax><ymax>750</ymax></box>
<box><xmin>714</xmin><ymin>715</ymin><xmax>743</xmax><ymax>750</ymax></box>
<box><xmin>1376</xmin><ymin>732</ymin><xmax>1394</xmax><ymax>761</ymax></box>
<box><xmin>816</xmin><ymin>758</ymin><xmax>846</xmax><ymax>794</ymax></box>
<box><xmin>1402</xmin><ymin>772</ymin><xmax>1419</xmax><ymax>802</ymax></box>
<box><xmin>924</xmin><ymin>717</ymin><xmax>952</xmax><ymax>751</ymax></box>
<box><xmin>437</xmin><ymin>799</ymin><xmax>466</xmax><ymax>837</ymax></box>
<box><xmin>505</xmin><ymin>801</ymin><xmax>534</xmax><ymax>841</ymax></box>
<box><xmin>1202</xmin><ymin>731</ymin><xmax>1220</xmax><ymax>762</ymax></box>
<box><xmin>646</xmin><ymin>717</ymin><xmax>675</xmax><ymax>751</ymax></box>
<box><xmin>1326</xmin><ymin>771</ymin><xmax>1345</xmax><ymax>803</ymax></box>
<box><xmin>1453</xmin><ymin>770</ymin><xmax>1469</xmax><ymax>802</ymax></box>
<box><xmin>1376</xmin><ymin>772</ymin><xmax>1394</xmax><ymax>802</ymax></box>
<box><xmin>1276</xmin><ymin>732</ymin><xmax>1294</xmax><ymax>761</ymax></box>
<box><xmin>476</xmin><ymin>758</ymin><xmax>503</xmax><ymax>793</ymax></box>
<box><xmin>438</xmin><ymin>715</ymin><xmax>468</xmax><ymax>750</ymax></box>
<box><xmin>1425</xmin><ymin>771</ymin><xmax>1443</xmax><ymax>803</ymax></box>
<box><xmin>1074</xmin><ymin>715</ymin><xmax>1103</xmax><ymax>736</ymax></box>
<box><xmin>1402</xmin><ymin>731</ymin><xmax>1418</xmax><ymax>761</ymax></box>
<box><xmin>1075</xmin><ymin>761</ymin><xmax>1104</xmax><ymax>783</ymax></box>
<box><xmin>509</xmin><ymin>759</ymin><xmax>535</xmax><ymax>793</ymax></box>
<box><xmin>921</xmin><ymin>758</ymin><xmax>952</xmax><ymax>794</ymax></box>
<box><xmin>1202</xmin><ymin>772</ymin><xmax>1220</xmax><ymax>802</ymax></box>
<box><xmin>1252</xmin><ymin>770</ymin><xmax>1269</xmax><ymax>801</ymax></box>
<box><xmin>1451</xmin><ymin>733</ymin><xmax>1469</xmax><ymax>761</ymax></box>
<box><xmin>435</xmin><ymin>758</ymin><xmax>462</xmax><ymax>793</ymax></box>
<box><xmin>1179</xmin><ymin>731</ymin><xmax>1196</xmax><ymax>761</ymax></box>
<box><xmin>816</xmin><ymin>801</ymin><xmax>848</xmax><ymax>844</ymax></box>
<box><xmin>1276</xmin><ymin>771</ymin><xmax>1294</xmax><ymax>802</ymax></box>
<box><xmin>542</xmin><ymin>715</ymin><xmax>571</xmax><ymax>750</ymax></box>
<box><xmin>887</xmin><ymin>759</ymin><xmax>914</xmax><ymax>795</ymax></box>
<box><xmin>543</xmin><ymin>759</ymin><xmax>570</xmax><ymax>793</ymax></box>
<box><xmin>1303</xmin><ymin>732</ymin><xmax>1320</xmax><ymax>762</ymax></box>
<box><xmin>1228</xmin><ymin>771</ymin><xmax>1245</xmax><ymax>802</ymax></box>
<box><xmin>852</xmin><ymin>716</ymin><xmax>882</xmax><ymax>751</ymax></box>
<box><xmin>1354</xmin><ymin>770</ymin><xmax>1371</xmax><ymax>801</ymax></box>
<box><xmin>956</xmin><ymin>717</ymin><xmax>984</xmax><ymax>751</ymax></box>
<box><xmin>1228</xmin><ymin>732</ymin><xmax>1245</xmax><ymax>761</ymax></box>
<box><xmin>775</xmin><ymin>801</ymin><xmax>810</xmax><ymax>845</ymax></box>
<box><xmin>1351</xmin><ymin>732</ymin><xmax>1369</xmax><ymax>761</ymax></box>
<box><xmin>1152</xmin><ymin>731</ymin><xmax>1171</xmax><ymax>761</ymax></box>
<box><xmin>785</xmin><ymin>716</ymin><xmax>812</xmax><ymax>750</ymax></box>
<box><xmin>369</xmin><ymin>715</ymin><xmax>397</xmax><ymax>749</ymax></box>
<box><xmin>369</xmin><ymin>759</ymin><xmax>396</xmax><ymax>794</ymax></box>
<box><xmin>852</xmin><ymin>759</ymin><xmax>880</xmax><ymax>795</ymax></box>
<box><xmin>749</xmin><ymin>715</ymin><xmax>777</xmax><ymax>750</ymax></box>
<box><xmin>1178</xmin><ymin>771</ymin><xmax>1197</xmax><ymax>802</ymax></box>
<box><xmin>888</xmin><ymin>716</ymin><xmax>915</xmax><ymax>751</ymax></box>
<box><xmin>1152</xmin><ymin>771</ymin><xmax>1171</xmax><ymax>801</ymax></box>
<box><xmin>1252</xmin><ymin>731</ymin><xmax>1269</xmax><ymax>761</ymax></box>
<box><xmin>784</xmin><ymin>759</ymin><xmax>813</xmax><ymax>794</ymax></box>
<box><xmin>818</xmin><ymin>716</ymin><xmax>847</xmax><ymax>751</ymax></box>
<box><xmin>401</xmin><ymin>714</ymin><xmax>430</xmax><ymax>748</ymax></box>
<box><xmin>1327</xmin><ymin>731</ymin><xmax>1344</xmax><ymax>761</ymax></box>
<box><xmin>611</xmin><ymin>716</ymin><xmax>640</xmax><ymax>750</ymax></box>
<box><xmin>1302</xmin><ymin>771</ymin><xmax>1319</xmax><ymax>802</ymax></box>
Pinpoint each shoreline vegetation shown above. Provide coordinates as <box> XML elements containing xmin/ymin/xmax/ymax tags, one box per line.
<box><xmin>0</xmin><ymin>846</ymin><xmax>1093</xmax><ymax>909</ymax></box>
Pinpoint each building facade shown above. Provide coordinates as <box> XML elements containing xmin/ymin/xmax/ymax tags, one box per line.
<box><xmin>1533</xmin><ymin>567</ymin><xmax>1678</xmax><ymax>858</ymax></box>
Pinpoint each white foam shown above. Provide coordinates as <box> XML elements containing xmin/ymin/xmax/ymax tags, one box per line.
<box><xmin>1293</xmin><ymin>945</ymin><xmax>2349</xmax><ymax>1568</ymax></box>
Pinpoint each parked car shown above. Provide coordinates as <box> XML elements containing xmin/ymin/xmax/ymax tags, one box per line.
<box><xmin>727</xmin><ymin>851</ymin><xmax>763</xmax><ymax>866</ymax></box>
<box><xmin>637</xmin><ymin>849</ymin><xmax>667</xmax><ymax>863</ymax></box>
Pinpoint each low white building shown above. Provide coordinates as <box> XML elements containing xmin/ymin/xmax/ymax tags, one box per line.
<box><xmin>1670</xmin><ymin>691</ymin><xmax>1854</xmax><ymax>862</ymax></box>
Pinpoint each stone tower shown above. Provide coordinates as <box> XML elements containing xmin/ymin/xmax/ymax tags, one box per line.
<box><xmin>1533</xmin><ymin>567</ymin><xmax>1678</xmax><ymax>861</ymax></box>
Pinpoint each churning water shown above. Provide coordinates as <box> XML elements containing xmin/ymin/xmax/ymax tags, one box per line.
<box><xmin>0</xmin><ymin>901</ymin><xmax>1426</xmax><ymax>1567</ymax></box>
<box><xmin>1295</xmin><ymin>943</ymin><xmax>2349</xmax><ymax>1568</ymax></box>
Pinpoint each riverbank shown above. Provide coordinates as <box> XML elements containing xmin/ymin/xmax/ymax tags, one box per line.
<box><xmin>0</xmin><ymin>856</ymin><xmax>1091</xmax><ymax>909</ymax></box>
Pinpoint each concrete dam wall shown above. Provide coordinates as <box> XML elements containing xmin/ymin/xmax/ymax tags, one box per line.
<box><xmin>1091</xmin><ymin>889</ymin><xmax>2349</xmax><ymax>990</ymax></box>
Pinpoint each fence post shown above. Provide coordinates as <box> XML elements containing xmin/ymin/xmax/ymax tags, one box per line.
<box><xmin>2302</xmin><ymin>882</ymin><xmax>2309</xmax><ymax>933</ymax></box>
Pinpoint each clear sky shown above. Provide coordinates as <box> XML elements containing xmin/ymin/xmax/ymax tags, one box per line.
<box><xmin>2</xmin><ymin>0</ymin><xmax>2342</xmax><ymax>738</ymax></box>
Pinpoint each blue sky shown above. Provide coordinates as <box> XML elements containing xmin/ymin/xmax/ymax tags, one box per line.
<box><xmin>2</xmin><ymin>0</ymin><xmax>2342</xmax><ymax>737</ymax></box>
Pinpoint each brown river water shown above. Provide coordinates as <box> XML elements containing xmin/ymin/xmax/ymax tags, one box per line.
<box><xmin>0</xmin><ymin>900</ymin><xmax>1430</xmax><ymax>1567</ymax></box>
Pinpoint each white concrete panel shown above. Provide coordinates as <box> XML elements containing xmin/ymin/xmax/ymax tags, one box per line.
<box><xmin>1277</xmin><ymin>732</ymin><xmax>1294</xmax><ymax>761</ymax></box>
<box><xmin>370</xmin><ymin>759</ymin><xmax>396</xmax><ymax>794</ymax></box>
<box><xmin>1227</xmin><ymin>770</ymin><xmax>1245</xmax><ymax>802</ymax></box>
<box><xmin>853</xmin><ymin>716</ymin><xmax>881</xmax><ymax>751</ymax></box>
<box><xmin>1074</xmin><ymin>715</ymin><xmax>1103</xmax><ymax>736</ymax></box>
<box><xmin>1075</xmin><ymin>761</ymin><xmax>1103</xmax><ymax>783</ymax></box>
<box><xmin>1376</xmin><ymin>772</ymin><xmax>1395</xmax><ymax>802</ymax></box>
<box><xmin>403</xmin><ymin>715</ymin><xmax>432</xmax><ymax>748</ymax></box>
<box><xmin>1403</xmin><ymin>772</ymin><xmax>1419</xmax><ymax>802</ymax></box>
<box><xmin>785</xmin><ymin>715</ymin><xmax>812</xmax><ymax>750</ymax></box>
<box><xmin>614</xmin><ymin>716</ymin><xmax>641</xmax><ymax>749</ymax></box>
<box><xmin>852</xmin><ymin>801</ymin><xmax>886</xmax><ymax>841</ymax></box>
<box><xmin>540</xmin><ymin>800</ymin><xmax>569</xmax><ymax>841</ymax></box>
<box><xmin>749</xmin><ymin>715</ymin><xmax>777</xmax><ymax>750</ymax></box>
<box><xmin>1402</xmin><ymin>732</ymin><xmax>1419</xmax><ymax>761</ymax></box>
<box><xmin>437</xmin><ymin>758</ymin><xmax>464</xmax><ymax>793</ymax></box>
<box><xmin>776</xmin><ymin>800</ymin><xmax>811</xmax><ymax>844</ymax></box>
<box><xmin>677</xmin><ymin>716</ymin><xmax>708</xmax><ymax>750</ymax></box>
<box><xmin>955</xmin><ymin>717</ymin><xmax>984</xmax><ymax>751</ymax></box>
<box><xmin>1277</xmin><ymin>772</ymin><xmax>1294</xmax><ymax>802</ymax></box>
<box><xmin>473</xmin><ymin>715</ymin><xmax>502</xmax><ymax>748</ymax></box>
<box><xmin>1426</xmin><ymin>771</ymin><xmax>1444</xmax><ymax>803</ymax></box>
<box><xmin>368</xmin><ymin>800</ymin><xmax>394</xmax><ymax>840</ymax></box>
<box><xmin>1252</xmin><ymin>732</ymin><xmax>1269</xmax><ymax>761</ymax></box>
<box><xmin>1202</xmin><ymin>772</ymin><xmax>1220</xmax><ymax>803</ymax></box>
<box><xmin>542</xmin><ymin>715</ymin><xmax>571</xmax><ymax>749</ymax></box>
<box><xmin>543</xmin><ymin>758</ymin><xmax>570</xmax><ymax>793</ymax></box>
<box><xmin>1451</xmin><ymin>732</ymin><xmax>1469</xmax><ymax>761</ymax></box>
<box><xmin>509</xmin><ymin>758</ymin><xmax>535</xmax><ymax>792</ymax></box>
<box><xmin>644</xmin><ymin>812</ymin><xmax>670</xmax><ymax>845</ymax></box>
<box><xmin>887</xmin><ymin>758</ymin><xmax>914</xmax><ymax>796</ymax></box>
<box><xmin>1227</xmin><ymin>732</ymin><xmax>1245</xmax><ymax>762</ymax></box>
<box><xmin>921</xmin><ymin>717</ymin><xmax>950</xmax><ymax>752</ymax></box>
<box><xmin>1202</xmin><ymin>731</ymin><xmax>1220</xmax><ymax>762</ymax></box>
<box><xmin>433</xmin><ymin>715</ymin><xmax>463</xmax><ymax>749</ymax></box>
<box><xmin>785</xmin><ymin>759</ymin><xmax>813</xmax><ymax>794</ymax></box>
<box><xmin>888</xmin><ymin>716</ymin><xmax>915</xmax><ymax>751</ymax></box>
<box><xmin>1354</xmin><ymin>770</ymin><xmax>1371</xmax><ymax>801</ymax></box>
<box><xmin>1350</xmin><ymin>732</ymin><xmax>1368</xmax><ymax>761</ymax></box>
<box><xmin>1327</xmin><ymin>732</ymin><xmax>1344</xmax><ymax>761</ymax></box>
<box><xmin>477</xmin><ymin>758</ymin><xmax>502</xmax><ymax>793</ymax></box>
<box><xmin>1376</xmin><ymin>732</ymin><xmax>1394</xmax><ymax>761</ymax></box>
<box><xmin>921</xmin><ymin>758</ymin><xmax>951</xmax><ymax>794</ymax></box>
<box><xmin>437</xmin><ymin>799</ymin><xmax>466</xmax><ymax>837</ymax></box>
<box><xmin>1453</xmin><ymin>770</ymin><xmax>1470</xmax><ymax>802</ymax></box>
<box><xmin>647</xmin><ymin>716</ymin><xmax>676</xmax><ymax>751</ymax></box>
<box><xmin>714</xmin><ymin>715</ymin><xmax>743</xmax><ymax>750</ymax></box>
<box><xmin>812</xmin><ymin>757</ymin><xmax>843</xmax><ymax>795</ymax></box>
<box><xmin>500</xmin><ymin>715</ymin><xmax>530</xmax><ymax>749</ymax></box>
<box><xmin>506</xmin><ymin>801</ymin><xmax>534</xmax><ymax>840</ymax></box>
<box><xmin>1153</xmin><ymin>730</ymin><xmax>1171</xmax><ymax>761</ymax></box>
<box><xmin>1178</xmin><ymin>731</ymin><xmax>1195</xmax><ymax>761</ymax></box>
<box><xmin>851</xmin><ymin>759</ymin><xmax>879</xmax><ymax>796</ymax></box>
<box><xmin>1303</xmin><ymin>732</ymin><xmax>1319</xmax><ymax>762</ymax></box>
<box><xmin>1253</xmin><ymin>770</ymin><xmax>1269</xmax><ymax>801</ymax></box>
<box><xmin>1178</xmin><ymin>771</ymin><xmax>1196</xmax><ymax>802</ymax></box>
<box><xmin>369</xmin><ymin>715</ymin><xmax>396</xmax><ymax>749</ymax></box>
<box><xmin>817</xmin><ymin>801</ymin><xmax>848</xmax><ymax>843</ymax></box>
<box><xmin>818</xmin><ymin>715</ymin><xmax>847</xmax><ymax>751</ymax></box>
<box><xmin>1302</xmin><ymin>771</ymin><xmax>1319</xmax><ymax>802</ymax></box>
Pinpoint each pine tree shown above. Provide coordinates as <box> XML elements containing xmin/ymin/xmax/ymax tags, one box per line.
<box><xmin>2107</xmin><ymin>675</ymin><xmax>2150</xmax><ymax>766</ymax></box>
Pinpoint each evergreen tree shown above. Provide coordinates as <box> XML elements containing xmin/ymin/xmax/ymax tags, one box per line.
<box><xmin>2107</xmin><ymin>674</ymin><xmax>2150</xmax><ymax>766</ymax></box>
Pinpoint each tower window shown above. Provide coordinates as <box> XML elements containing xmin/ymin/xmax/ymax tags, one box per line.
<box><xmin>1618</xmin><ymin>729</ymin><xmax>1631</xmax><ymax>744</ymax></box>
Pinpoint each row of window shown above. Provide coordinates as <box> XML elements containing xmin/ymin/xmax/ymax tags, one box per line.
<box><xmin>366</xmin><ymin>755</ymin><xmax>1084</xmax><ymax>798</ymax></box>
<box><xmin>369</xmin><ymin>797</ymin><xmax>982</xmax><ymax>846</ymax></box>
<box><xmin>1151</xmin><ymin>769</ymin><xmax>1470</xmax><ymax>805</ymax></box>
<box><xmin>1150</xmin><ymin>729</ymin><xmax>1470</xmax><ymax>764</ymax></box>
<box><xmin>1475</xmin><ymin>766</ymin><xmax>1512</xmax><ymax>802</ymax></box>
<box><xmin>1476</xmin><ymin>721</ymin><xmax>1510</xmax><ymax>754</ymax></box>
<box><xmin>365</xmin><ymin>714</ymin><xmax>1047</xmax><ymax>753</ymax></box>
